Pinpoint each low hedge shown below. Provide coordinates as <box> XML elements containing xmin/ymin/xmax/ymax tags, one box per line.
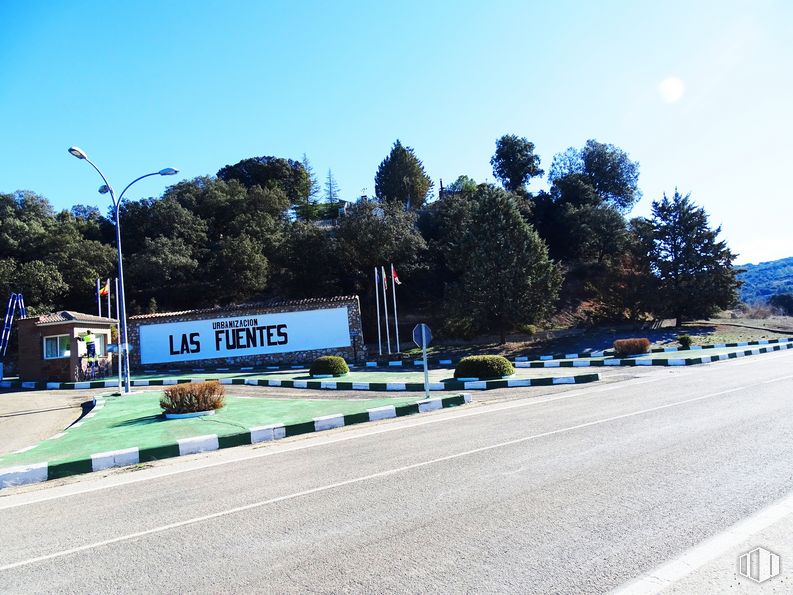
<box><xmin>677</xmin><ymin>334</ymin><xmax>693</xmax><ymax>349</ymax></box>
<box><xmin>309</xmin><ymin>355</ymin><xmax>350</xmax><ymax>377</ymax></box>
<box><xmin>454</xmin><ymin>355</ymin><xmax>514</xmax><ymax>379</ymax></box>
<box><xmin>160</xmin><ymin>381</ymin><xmax>225</xmax><ymax>414</ymax></box>
<box><xmin>613</xmin><ymin>338</ymin><xmax>651</xmax><ymax>357</ymax></box>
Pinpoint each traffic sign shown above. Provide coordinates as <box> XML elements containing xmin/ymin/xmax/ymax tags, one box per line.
<box><xmin>413</xmin><ymin>324</ymin><xmax>432</xmax><ymax>399</ymax></box>
<box><xmin>412</xmin><ymin>323</ymin><xmax>432</xmax><ymax>348</ymax></box>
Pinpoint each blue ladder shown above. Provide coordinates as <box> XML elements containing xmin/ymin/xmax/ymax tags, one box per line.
<box><xmin>0</xmin><ymin>293</ymin><xmax>26</xmax><ymax>359</ymax></box>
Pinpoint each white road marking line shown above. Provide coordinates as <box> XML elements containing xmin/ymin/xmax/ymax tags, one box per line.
<box><xmin>0</xmin><ymin>375</ymin><xmax>661</xmax><ymax>510</ymax></box>
<box><xmin>0</xmin><ymin>384</ymin><xmax>759</xmax><ymax>571</ymax></box>
<box><xmin>2</xmin><ymin>350</ymin><xmax>791</xmax><ymax>512</ymax></box>
<box><xmin>762</xmin><ymin>374</ymin><xmax>793</xmax><ymax>384</ymax></box>
<box><xmin>613</xmin><ymin>490</ymin><xmax>793</xmax><ymax>594</ymax></box>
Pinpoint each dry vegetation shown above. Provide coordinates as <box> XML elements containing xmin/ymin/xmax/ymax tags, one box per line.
<box><xmin>160</xmin><ymin>381</ymin><xmax>226</xmax><ymax>414</ymax></box>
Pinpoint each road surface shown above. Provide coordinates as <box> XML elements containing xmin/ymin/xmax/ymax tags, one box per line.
<box><xmin>1</xmin><ymin>351</ymin><xmax>792</xmax><ymax>593</ymax></box>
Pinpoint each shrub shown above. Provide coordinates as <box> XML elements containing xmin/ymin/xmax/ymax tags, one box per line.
<box><xmin>160</xmin><ymin>381</ymin><xmax>225</xmax><ymax>414</ymax></box>
<box><xmin>519</xmin><ymin>324</ymin><xmax>538</xmax><ymax>336</ymax></box>
<box><xmin>454</xmin><ymin>355</ymin><xmax>515</xmax><ymax>379</ymax></box>
<box><xmin>613</xmin><ymin>338</ymin><xmax>651</xmax><ymax>356</ymax></box>
<box><xmin>309</xmin><ymin>356</ymin><xmax>349</xmax><ymax>377</ymax></box>
<box><xmin>677</xmin><ymin>334</ymin><xmax>693</xmax><ymax>349</ymax></box>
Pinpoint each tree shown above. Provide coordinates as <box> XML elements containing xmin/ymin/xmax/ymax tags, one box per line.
<box><xmin>335</xmin><ymin>201</ymin><xmax>426</xmax><ymax>292</ymax></box>
<box><xmin>441</xmin><ymin>175</ymin><xmax>478</xmax><ymax>197</ymax></box>
<box><xmin>294</xmin><ymin>154</ymin><xmax>323</xmax><ymax>221</ymax></box>
<box><xmin>217</xmin><ymin>156</ymin><xmax>309</xmax><ymax>206</ymax></box>
<box><xmin>301</xmin><ymin>153</ymin><xmax>320</xmax><ymax>202</ymax></box>
<box><xmin>447</xmin><ymin>186</ymin><xmax>561</xmax><ymax>343</ymax></box>
<box><xmin>324</xmin><ymin>169</ymin><xmax>341</xmax><ymax>203</ymax></box>
<box><xmin>549</xmin><ymin>140</ymin><xmax>641</xmax><ymax>211</ymax></box>
<box><xmin>210</xmin><ymin>234</ymin><xmax>270</xmax><ymax>302</ymax></box>
<box><xmin>490</xmin><ymin>135</ymin><xmax>543</xmax><ymax>195</ymax></box>
<box><xmin>0</xmin><ymin>258</ymin><xmax>68</xmax><ymax>313</ymax></box>
<box><xmin>638</xmin><ymin>191</ymin><xmax>739</xmax><ymax>326</ymax></box>
<box><xmin>374</xmin><ymin>140</ymin><xmax>433</xmax><ymax>209</ymax></box>
<box><xmin>282</xmin><ymin>222</ymin><xmax>342</xmax><ymax>298</ymax></box>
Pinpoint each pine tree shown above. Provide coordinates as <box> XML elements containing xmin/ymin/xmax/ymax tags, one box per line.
<box><xmin>643</xmin><ymin>190</ymin><xmax>739</xmax><ymax>326</ymax></box>
<box><xmin>294</xmin><ymin>154</ymin><xmax>321</xmax><ymax>221</ymax></box>
<box><xmin>324</xmin><ymin>169</ymin><xmax>340</xmax><ymax>203</ymax></box>
<box><xmin>374</xmin><ymin>140</ymin><xmax>433</xmax><ymax>209</ymax></box>
<box><xmin>301</xmin><ymin>153</ymin><xmax>320</xmax><ymax>202</ymax></box>
<box><xmin>452</xmin><ymin>186</ymin><xmax>561</xmax><ymax>343</ymax></box>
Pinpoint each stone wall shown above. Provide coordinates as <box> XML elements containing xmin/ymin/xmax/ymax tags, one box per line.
<box><xmin>127</xmin><ymin>296</ymin><xmax>366</xmax><ymax>371</ymax></box>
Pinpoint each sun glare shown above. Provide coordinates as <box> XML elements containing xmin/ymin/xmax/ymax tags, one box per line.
<box><xmin>658</xmin><ymin>76</ymin><xmax>685</xmax><ymax>103</ymax></box>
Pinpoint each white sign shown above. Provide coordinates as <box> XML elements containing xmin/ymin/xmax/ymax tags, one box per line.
<box><xmin>139</xmin><ymin>307</ymin><xmax>351</xmax><ymax>364</ymax></box>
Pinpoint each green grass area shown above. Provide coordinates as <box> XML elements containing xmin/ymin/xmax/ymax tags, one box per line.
<box><xmin>0</xmin><ymin>392</ymin><xmax>420</xmax><ymax>469</ymax></box>
<box><xmin>131</xmin><ymin>366</ymin><xmax>588</xmax><ymax>383</ymax></box>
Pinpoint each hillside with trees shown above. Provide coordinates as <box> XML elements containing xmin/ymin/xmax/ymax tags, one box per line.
<box><xmin>736</xmin><ymin>257</ymin><xmax>793</xmax><ymax>304</ymax></box>
<box><xmin>0</xmin><ymin>135</ymin><xmax>742</xmax><ymax>343</ymax></box>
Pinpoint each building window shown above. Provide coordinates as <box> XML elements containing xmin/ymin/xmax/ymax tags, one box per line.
<box><xmin>44</xmin><ymin>335</ymin><xmax>71</xmax><ymax>360</ymax></box>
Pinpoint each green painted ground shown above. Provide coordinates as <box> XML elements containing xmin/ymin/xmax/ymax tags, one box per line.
<box><xmin>0</xmin><ymin>392</ymin><xmax>420</xmax><ymax>469</ymax></box>
<box><xmin>132</xmin><ymin>366</ymin><xmax>587</xmax><ymax>383</ymax></box>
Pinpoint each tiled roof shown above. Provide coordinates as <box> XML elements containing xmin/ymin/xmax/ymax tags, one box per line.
<box><xmin>128</xmin><ymin>296</ymin><xmax>359</xmax><ymax>321</ymax></box>
<box><xmin>35</xmin><ymin>311</ymin><xmax>118</xmax><ymax>325</ymax></box>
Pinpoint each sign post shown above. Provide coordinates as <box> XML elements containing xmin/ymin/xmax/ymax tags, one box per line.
<box><xmin>412</xmin><ymin>323</ymin><xmax>432</xmax><ymax>399</ymax></box>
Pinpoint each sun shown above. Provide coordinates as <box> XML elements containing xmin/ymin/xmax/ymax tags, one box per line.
<box><xmin>658</xmin><ymin>76</ymin><xmax>685</xmax><ymax>103</ymax></box>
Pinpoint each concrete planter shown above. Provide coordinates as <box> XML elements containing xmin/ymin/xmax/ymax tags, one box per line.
<box><xmin>309</xmin><ymin>373</ymin><xmax>349</xmax><ymax>379</ymax></box>
<box><xmin>163</xmin><ymin>410</ymin><xmax>217</xmax><ymax>420</ymax></box>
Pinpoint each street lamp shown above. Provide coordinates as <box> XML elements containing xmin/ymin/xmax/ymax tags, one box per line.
<box><xmin>68</xmin><ymin>146</ymin><xmax>178</xmax><ymax>394</ymax></box>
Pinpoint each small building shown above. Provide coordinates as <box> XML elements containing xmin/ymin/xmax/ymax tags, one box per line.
<box><xmin>127</xmin><ymin>295</ymin><xmax>365</xmax><ymax>371</ymax></box>
<box><xmin>17</xmin><ymin>311</ymin><xmax>117</xmax><ymax>382</ymax></box>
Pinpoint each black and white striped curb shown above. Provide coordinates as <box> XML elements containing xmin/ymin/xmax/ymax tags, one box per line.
<box><xmin>515</xmin><ymin>342</ymin><xmax>793</xmax><ymax>368</ymax></box>
<box><xmin>645</xmin><ymin>337</ymin><xmax>790</xmax><ymax>354</ymax></box>
<box><xmin>0</xmin><ymin>394</ymin><xmax>472</xmax><ymax>489</ymax></box>
<box><xmin>0</xmin><ymin>373</ymin><xmax>601</xmax><ymax>392</ymax></box>
<box><xmin>366</xmin><ymin>337</ymin><xmax>793</xmax><ymax>365</ymax></box>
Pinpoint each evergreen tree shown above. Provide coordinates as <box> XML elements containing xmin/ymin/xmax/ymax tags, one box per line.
<box><xmin>374</xmin><ymin>140</ymin><xmax>433</xmax><ymax>209</ymax></box>
<box><xmin>640</xmin><ymin>190</ymin><xmax>739</xmax><ymax>326</ymax></box>
<box><xmin>324</xmin><ymin>169</ymin><xmax>341</xmax><ymax>203</ymax></box>
<box><xmin>449</xmin><ymin>186</ymin><xmax>561</xmax><ymax>343</ymax></box>
<box><xmin>294</xmin><ymin>154</ymin><xmax>322</xmax><ymax>221</ymax></box>
<box><xmin>301</xmin><ymin>153</ymin><xmax>320</xmax><ymax>202</ymax></box>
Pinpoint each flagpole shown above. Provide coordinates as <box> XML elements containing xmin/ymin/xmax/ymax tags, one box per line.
<box><xmin>115</xmin><ymin>277</ymin><xmax>122</xmax><ymax>393</ymax></box>
<box><xmin>96</xmin><ymin>278</ymin><xmax>101</xmax><ymax>317</ymax></box>
<box><xmin>106</xmin><ymin>278</ymin><xmax>111</xmax><ymax>320</ymax></box>
<box><xmin>374</xmin><ymin>268</ymin><xmax>383</xmax><ymax>356</ymax></box>
<box><xmin>391</xmin><ymin>263</ymin><xmax>400</xmax><ymax>352</ymax></box>
<box><xmin>381</xmin><ymin>266</ymin><xmax>391</xmax><ymax>355</ymax></box>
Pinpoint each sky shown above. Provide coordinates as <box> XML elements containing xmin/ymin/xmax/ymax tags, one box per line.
<box><xmin>1</xmin><ymin>0</ymin><xmax>790</xmax><ymax>264</ymax></box>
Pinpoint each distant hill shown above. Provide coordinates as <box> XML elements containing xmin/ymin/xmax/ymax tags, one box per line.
<box><xmin>737</xmin><ymin>256</ymin><xmax>793</xmax><ymax>303</ymax></box>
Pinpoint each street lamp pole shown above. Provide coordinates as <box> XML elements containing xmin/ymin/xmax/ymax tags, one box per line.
<box><xmin>68</xmin><ymin>147</ymin><xmax>178</xmax><ymax>394</ymax></box>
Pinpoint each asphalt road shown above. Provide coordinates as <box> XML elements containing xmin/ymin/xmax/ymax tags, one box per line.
<box><xmin>1</xmin><ymin>351</ymin><xmax>793</xmax><ymax>593</ymax></box>
<box><xmin>0</xmin><ymin>391</ymin><xmax>88</xmax><ymax>456</ymax></box>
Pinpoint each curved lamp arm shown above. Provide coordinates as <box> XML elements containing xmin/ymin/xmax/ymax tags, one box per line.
<box><xmin>118</xmin><ymin>172</ymin><xmax>162</xmax><ymax>204</ymax></box>
<box><xmin>83</xmin><ymin>157</ymin><xmax>117</xmax><ymax>206</ymax></box>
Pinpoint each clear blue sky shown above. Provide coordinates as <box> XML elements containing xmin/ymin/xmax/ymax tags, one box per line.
<box><xmin>1</xmin><ymin>0</ymin><xmax>790</xmax><ymax>264</ymax></box>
